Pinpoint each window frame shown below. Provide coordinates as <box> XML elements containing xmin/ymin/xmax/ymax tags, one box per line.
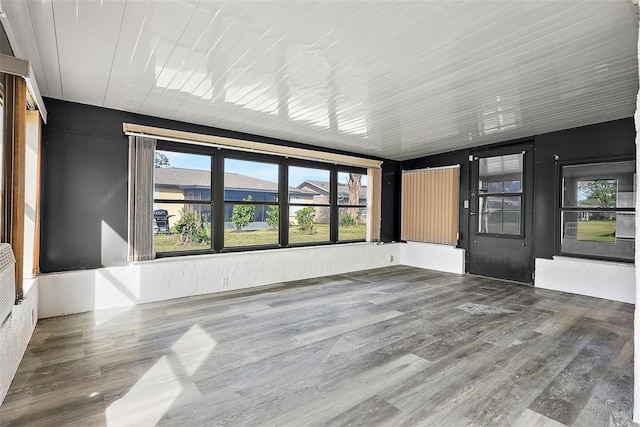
<box><xmin>336</xmin><ymin>167</ymin><xmax>369</xmax><ymax>242</ymax></box>
<box><xmin>475</xmin><ymin>152</ymin><xmax>525</xmax><ymax>239</ymax></box>
<box><xmin>153</xmin><ymin>143</ymin><xmax>215</xmax><ymax>257</ymax></box>
<box><xmin>287</xmin><ymin>159</ymin><xmax>333</xmax><ymax>247</ymax></box>
<box><xmin>556</xmin><ymin>157</ymin><xmax>635</xmax><ymax>263</ymax></box>
<box><xmin>153</xmin><ymin>141</ymin><xmax>369</xmax><ymax>257</ymax></box>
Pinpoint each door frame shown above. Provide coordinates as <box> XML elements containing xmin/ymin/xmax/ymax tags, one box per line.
<box><xmin>467</xmin><ymin>141</ymin><xmax>535</xmax><ymax>283</ymax></box>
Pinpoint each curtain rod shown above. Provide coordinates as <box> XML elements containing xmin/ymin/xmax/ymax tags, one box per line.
<box><xmin>0</xmin><ymin>54</ymin><xmax>47</xmax><ymax>123</ymax></box>
<box><xmin>402</xmin><ymin>164</ymin><xmax>460</xmax><ymax>173</ymax></box>
<box><xmin>123</xmin><ymin>123</ymin><xmax>383</xmax><ymax>169</ymax></box>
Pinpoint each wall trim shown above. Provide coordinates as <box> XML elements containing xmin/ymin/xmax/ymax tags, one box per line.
<box><xmin>535</xmin><ymin>256</ymin><xmax>634</xmax><ymax>304</ymax></box>
<box><xmin>38</xmin><ymin>243</ymin><xmax>402</xmax><ymax>318</ymax></box>
<box><xmin>400</xmin><ymin>241</ymin><xmax>465</xmax><ymax>274</ymax></box>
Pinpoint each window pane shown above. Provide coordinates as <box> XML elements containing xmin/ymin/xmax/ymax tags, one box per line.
<box><xmin>503</xmin><ymin>180</ymin><xmax>521</xmax><ymax>193</ymax></box>
<box><xmin>154</xmin><ymin>151</ymin><xmax>211</xmax><ymax>201</ymax></box>
<box><xmin>479</xmin><ymin>196</ymin><xmax>502</xmax><ymax>233</ymax></box>
<box><xmin>224</xmin><ymin>203</ymin><xmax>279</xmax><ymax>247</ymax></box>
<box><xmin>337</xmin><ymin>171</ymin><xmax>368</xmax><ymax>205</ymax></box>
<box><xmin>289</xmin><ymin>166</ymin><xmax>330</xmax><ymax>203</ymax></box>
<box><xmin>224</xmin><ymin>158</ymin><xmax>279</xmax><ymax>202</ymax></box>
<box><xmin>561</xmin><ymin>211</ymin><xmax>634</xmax><ymax>260</ymax></box>
<box><xmin>478</xmin><ymin>153</ymin><xmax>523</xmax><ymax>193</ymax></box>
<box><xmin>339</xmin><ymin>207</ymin><xmax>366</xmax><ymax>241</ymax></box>
<box><xmin>562</xmin><ymin>161</ymin><xmax>635</xmax><ymax>208</ymax></box>
<box><xmin>503</xmin><ymin>196</ymin><xmax>521</xmax><ymax>235</ymax></box>
<box><xmin>154</xmin><ymin>203</ymin><xmax>211</xmax><ymax>253</ymax></box>
<box><xmin>478</xmin><ymin>196</ymin><xmax>521</xmax><ymax>235</ymax></box>
<box><xmin>289</xmin><ymin>206</ymin><xmax>330</xmax><ymax>244</ymax></box>
<box><xmin>487</xmin><ymin>181</ymin><xmax>502</xmax><ymax>193</ymax></box>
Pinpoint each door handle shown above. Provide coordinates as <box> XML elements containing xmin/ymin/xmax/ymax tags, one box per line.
<box><xmin>470</xmin><ymin>212</ymin><xmax>476</xmax><ymax>216</ymax></box>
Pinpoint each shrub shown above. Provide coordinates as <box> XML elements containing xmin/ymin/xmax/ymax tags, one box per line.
<box><xmin>174</xmin><ymin>209</ymin><xmax>210</xmax><ymax>245</ymax></box>
<box><xmin>340</xmin><ymin>214</ymin><xmax>356</xmax><ymax>227</ymax></box>
<box><xmin>232</xmin><ymin>196</ymin><xmax>256</xmax><ymax>230</ymax></box>
<box><xmin>296</xmin><ymin>207</ymin><xmax>316</xmax><ymax>234</ymax></box>
<box><xmin>266</xmin><ymin>205</ymin><xmax>279</xmax><ymax>230</ymax></box>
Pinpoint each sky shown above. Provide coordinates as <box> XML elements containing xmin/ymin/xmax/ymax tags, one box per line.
<box><xmin>158</xmin><ymin>150</ymin><xmax>368</xmax><ymax>187</ymax></box>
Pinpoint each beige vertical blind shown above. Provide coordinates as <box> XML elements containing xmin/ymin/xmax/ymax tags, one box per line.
<box><xmin>401</xmin><ymin>165</ymin><xmax>459</xmax><ymax>245</ymax></box>
<box><xmin>2</xmin><ymin>74</ymin><xmax>27</xmax><ymax>300</ymax></box>
<box><xmin>128</xmin><ymin>136</ymin><xmax>156</xmax><ymax>261</ymax></box>
<box><xmin>367</xmin><ymin>167</ymin><xmax>382</xmax><ymax>241</ymax></box>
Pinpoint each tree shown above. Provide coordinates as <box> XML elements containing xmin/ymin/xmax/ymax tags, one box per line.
<box><xmin>174</xmin><ymin>209</ymin><xmax>210</xmax><ymax>245</ymax></box>
<box><xmin>578</xmin><ymin>179</ymin><xmax>617</xmax><ymax>208</ymax></box>
<box><xmin>296</xmin><ymin>207</ymin><xmax>316</xmax><ymax>234</ymax></box>
<box><xmin>155</xmin><ymin>152</ymin><xmax>171</xmax><ymax>168</ymax></box>
<box><xmin>346</xmin><ymin>173</ymin><xmax>362</xmax><ymax>222</ymax></box>
<box><xmin>266</xmin><ymin>205</ymin><xmax>279</xmax><ymax>230</ymax></box>
<box><xmin>231</xmin><ymin>196</ymin><xmax>256</xmax><ymax>231</ymax></box>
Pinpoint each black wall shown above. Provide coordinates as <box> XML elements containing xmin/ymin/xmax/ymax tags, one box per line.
<box><xmin>40</xmin><ymin>98</ymin><xmax>398</xmax><ymax>272</ymax></box>
<box><xmin>402</xmin><ymin>117</ymin><xmax>636</xmax><ymax>269</ymax></box>
<box><xmin>533</xmin><ymin>118</ymin><xmax>635</xmax><ymax>259</ymax></box>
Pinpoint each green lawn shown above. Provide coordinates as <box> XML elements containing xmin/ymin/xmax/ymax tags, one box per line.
<box><xmin>155</xmin><ymin>223</ymin><xmax>366</xmax><ymax>252</ymax></box>
<box><xmin>577</xmin><ymin>220</ymin><xmax>616</xmax><ymax>242</ymax></box>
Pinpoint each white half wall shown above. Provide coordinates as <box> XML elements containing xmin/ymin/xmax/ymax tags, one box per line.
<box><xmin>400</xmin><ymin>241</ymin><xmax>465</xmax><ymax>274</ymax></box>
<box><xmin>535</xmin><ymin>257</ymin><xmax>634</xmax><ymax>304</ymax></box>
<box><xmin>0</xmin><ymin>279</ymin><xmax>38</xmax><ymax>405</ymax></box>
<box><xmin>39</xmin><ymin>242</ymin><xmax>402</xmax><ymax>318</ymax></box>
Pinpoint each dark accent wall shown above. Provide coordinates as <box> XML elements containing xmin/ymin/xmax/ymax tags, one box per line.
<box><xmin>380</xmin><ymin>160</ymin><xmax>402</xmax><ymax>243</ymax></box>
<box><xmin>402</xmin><ymin>117</ymin><xmax>635</xmax><ymax>270</ymax></box>
<box><xmin>533</xmin><ymin>118</ymin><xmax>635</xmax><ymax>259</ymax></box>
<box><xmin>40</xmin><ymin>98</ymin><xmax>397</xmax><ymax>272</ymax></box>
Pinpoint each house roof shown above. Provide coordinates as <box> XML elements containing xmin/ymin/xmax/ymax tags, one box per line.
<box><xmin>154</xmin><ymin>167</ymin><xmax>314</xmax><ymax>195</ymax></box>
<box><xmin>298</xmin><ymin>180</ymin><xmax>367</xmax><ymax>199</ymax></box>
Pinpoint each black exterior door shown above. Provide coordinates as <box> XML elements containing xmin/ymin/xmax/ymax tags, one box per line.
<box><xmin>468</xmin><ymin>143</ymin><xmax>534</xmax><ymax>283</ymax></box>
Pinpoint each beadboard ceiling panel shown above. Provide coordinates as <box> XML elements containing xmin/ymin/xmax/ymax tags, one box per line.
<box><xmin>3</xmin><ymin>0</ymin><xmax>638</xmax><ymax>161</ymax></box>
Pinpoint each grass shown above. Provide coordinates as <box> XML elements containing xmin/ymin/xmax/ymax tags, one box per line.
<box><xmin>577</xmin><ymin>220</ymin><xmax>616</xmax><ymax>242</ymax></box>
<box><xmin>154</xmin><ymin>223</ymin><xmax>366</xmax><ymax>252</ymax></box>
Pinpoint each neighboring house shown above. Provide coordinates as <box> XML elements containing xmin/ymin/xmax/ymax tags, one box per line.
<box><xmin>154</xmin><ymin>168</ymin><xmax>315</xmax><ymax>228</ymax></box>
<box><xmin>297</xmin><ymin>180</ymin><xmax>367</xmax><ymax>205</ymax></box>
<box><xmin>297</xmin><ymin>180</ymin><xmax>367</xmax><ymax>224</ymax></box>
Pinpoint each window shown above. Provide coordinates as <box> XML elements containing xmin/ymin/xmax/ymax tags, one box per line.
<box><xmin>560</xmin><ymin>160</ymin><xmax>635</xmax><ymax>261</ymax></box>
<box><xmin>153</xmin><ymin>149</ymin><xmax>213</xmax><ymax>253</ymax></box>
<box><xmin>224</xmin><ymin>158</ymin><xmax>279</xmax><ymax>248</ymax></box>
<box><xmin>288</xmin><ymin>166</ymin><xmax>331</xmax><ymax>244</ymax></box>
<box><xmin>478</xmin><ymin>153</ymin><xmax>523</xmax><ymax>236</ymax></box>
<box><xmin>337</xmin><ymin>171</ymin><xmax>367</xmax><ymax>241</ymax></box>
<box><xmin>150</xmin><ymin>141</ymin><xmax>371</xmax><ymax>256</ymax></box>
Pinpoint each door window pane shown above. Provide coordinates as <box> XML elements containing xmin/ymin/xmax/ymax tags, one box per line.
<box><xmin>503</xmin><ymin>196</ymin><xmax>521</xmax><ymax>235</ymax></box>
<box><xmin>477</xmin><ymin>152</ymin><xmax>523</xmax><ymax>236</ymax></box>
<box><xmin>479</xmin><ymin>196</ymin><xmax>521</xmax><ymax>235</ymax></box>
<box><xmin>478</xmin><ymin>153</ymin><xmax>523</xmax><ymax>193</ymax></box>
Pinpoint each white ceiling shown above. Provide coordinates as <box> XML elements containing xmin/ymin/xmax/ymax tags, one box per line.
<box><xmin>2</xmin><ymin>0</ymin><xmax>638</xmax><ymax>161</ymax></box>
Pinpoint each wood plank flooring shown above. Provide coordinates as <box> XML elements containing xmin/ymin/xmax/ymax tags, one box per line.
<box><xmin>0</xmin><ymin>266</ymin><xmax>634</xmax><ymax>426</ymax></box>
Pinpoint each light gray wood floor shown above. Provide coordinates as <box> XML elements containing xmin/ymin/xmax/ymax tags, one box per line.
<box><xmin>0</xmin><ymin>266</ymin><xmax>634</xmax><ymax>426</ymax></box>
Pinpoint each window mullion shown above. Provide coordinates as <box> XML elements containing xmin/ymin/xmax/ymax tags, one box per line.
<box><xmin>213</xmin><ymin>151</ymin><xmax>225</xmax><ymax>252</ymax></box>
<box><xmin>280</xmin><ymin>161</ymin><xmax>288</xmax><ymax>247</ymax></box>
<box><xmin>330</xmin><ymin>168</ymin><xmax>338</xmax><ymax>243</ymax></box>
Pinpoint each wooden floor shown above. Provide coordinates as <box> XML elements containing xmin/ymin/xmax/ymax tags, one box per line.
<box><xmin>0</xmin><ymin>266</ymin><xmax>634</xmax><ymax>426</ymax></box>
